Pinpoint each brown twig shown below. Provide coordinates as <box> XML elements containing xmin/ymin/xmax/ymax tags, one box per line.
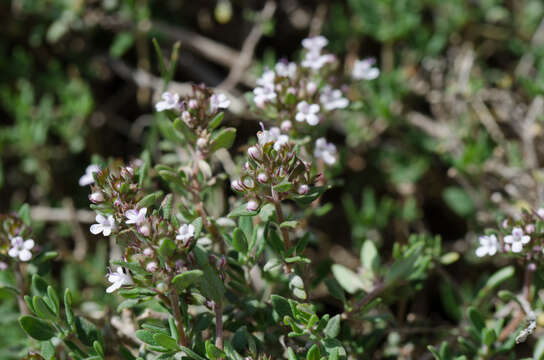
<box><xmin>219</xmin><ymin>1</ymin><xmax>276</xmax><ymax>90</ymax></box>
<box><xmin>168</xmin><ymin>287</ymin><xmax>188</xmax><ymax>347</ymax></box>
<box><xmin>214</xmin><ymin>302</ymin><xmax>224</xmax><ymax>351</ymax></box>
<box><xmin>15</xmin><ymin>263</ymin><xmax>28</xmax><ymax>315</ymax></box>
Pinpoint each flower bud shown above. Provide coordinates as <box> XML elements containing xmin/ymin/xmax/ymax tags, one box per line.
<box><xmin>196</xmin><ymin>137</ymin><xmax>207</xmax><ymax>149</ymax></box>
<box><xmin>146</xmin><ymin>261</ymin><xmax>158</xmax><ymax>272</ymax></box>
<box><xmin>526</xmin><ymin>224</ymin><xmax>535</xmax><ymax>234</ymax></box>
<box><xmin>280</xmin><ymin>120</ymin><xmax>292</xmax><ymax>132</ymax></box>
<box><xmin>257</xmin><ymin>173</ymin><xmax>268</xmax><ymax>183</ymax></box>
<box><xmin>156</xmin><ymin>282</ymin><xmax>168</xmax><ymax>292</ymax></box>
<box><xmin>114</xmin><ymin>198</ymin><xmax>123</xmax><ymax>207</ymax></box>
<box><xmin>297</xmin><ymin>184</ymin><xmax>309</xmax><ymax>195</ymax></box>
<box><xmin>143</xmin><ymin>248</ymin><xmax>153</xmax><ymax>257</ymax></box>
<box><xmin>242</xmin><ymin>177</ymin><xmax>255</xmax><ymax>189</ymax></box>
<box><xmin>248</xmin><ymin>146</ymin><xmax>262</xmax><ymax>161</ymax></box>
<box><xmin>89</xmin><ymin>191</ymin><xmax>104</xmax><ymax>203</ymax></box>
<box><xmin>231</xmin><ymin>179</ymin><xmax>244</xmax><ymax>192</ymax></box>
<box><xmin>246</xmin><ymin>200</ymin><xmax>259</xmax><ymax>211</ymax></box>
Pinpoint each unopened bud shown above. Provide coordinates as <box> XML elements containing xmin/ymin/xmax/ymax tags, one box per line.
<box><xmin>257</xmin><ymin>173</ymin><xmax>268</xmax><ymax>183</ymax></box>
<box><xmin>297</xmin><ymin>184</ymin><xmax>309</xmax><ymax>195</ymax></box>
<box><xmin>143</xmin><ymin>248</ymin><xmax>153</xmax><ymax>257</ymax></box>
<box><xmin>280</xmin><ymin>120</ymin><xmax>292</xmax><ymax>132</ymax></box>
<box><xmin>248</xmin><ymin>146</ymin><xmax>262</xmax><ymax>161</ymax></box>
<box><xmin>196</xmin><ymin>137</ymin><xmax>207</xmax><ymax>149</ymax></box>
<box><xmin>242</xmin><ymin>177</ymin><xmax>254</xmax><ymax>189</ymax></box>
<box><xmin>231</xmin><ymin>179</ymin><xmax>244</xmax><ymax>192</ymax></box>
<box><xmin>146</xmin><ymin>261</ymin><xmax>158</xmax><ymax>272</ymax></box>
<box><xmin>182</xmin><ymin>111</ymin><xmax>192</xmax><ymax>124</ymax></box>
<box><xmin>246</xmin><ymin>200</ymin><xmax>259</xmax><ymax>211</ymax></box>
<box><xmin>89</xmin><ymin>192</ymin><xmax>104</xmax><ymax>203</ymax></box>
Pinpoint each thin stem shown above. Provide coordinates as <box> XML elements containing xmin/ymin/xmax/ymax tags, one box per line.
<box><xmin>15</xmin><ymin>263</ymin><xmax>28</xmax><ymax>315</ymax></box>
<box><xmin>214</xmin><ymin>302</ymin><xmax>224</xmax><ymax>351</ymax></box>
<box><xmin>344</xmin><ymin>282</ymin><xmax>387</xmax><ymax>317</ymax></box>
<box><xmin>273</xmin><ymin>200</ymin><xmax>292</xmax><ymax>273</ymax></box>
<box><xmin>498</xmin><ymin>263</ymin><xmax>534</xmax><ymax>341</ymax></box>
<box><xmin>168</xmin><ymin>288</ymin><xmax>188</xmax><ymax>347</ymax></box>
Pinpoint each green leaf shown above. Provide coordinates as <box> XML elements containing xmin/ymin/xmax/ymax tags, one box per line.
<box><xmin>47</xmin><ymin>286</ymin><xmax>59</xmax><ymax>316</ymax></box>
<box><xmin>361</xmin><ymin>240</ymin><xmax>379</xmax><ymax>276</ymax></box>
<box><xmin>74</xmin><ymin>316</ymin><xmax>102</xmax><ymax>346</ymax></box>
<box><xmin>136</xmin><ymin>329</ymin><xmax>158</xmax><ymax>346</ymax></box>
<box><xmin>331</xmin><ymin>264</ymin><xmax>365</xmax><ymax>294</ymax></box>
<box><xmin>273</xmin><ymin>181</ymin><xmax>293</xmax><ymax>193</ymax></box>
<box><xmin>228</xmin><ymin>203</ymin><xmax>259</xmax><ymax>217</ymax></box>
<box><xmin>180</xmin><ymin>346</ymin><xmax>207</xmax><ymax>360</ymax></box>
<box><xmin>468</xmin><ymin>307</ymin><xmax>485</xmax><ymax>332</ymax></box>
<box><xmin>137</xmin><ymin>191</ymin><xmax>164</xmax><ymax>208</ymax></box>
<box><xmin>324</xmin><ymin>315</ymin><xmax>341</xmax><ymax>339</ymax></box>
<box><xmin>153</xmin><ymin>333</ymin><xmax>179</xmax><ymax>350</ymax></box>
<box><xmin>31</xmin><ymin>274</ymin><xmax>49</xmax><ymax>297</ymax></box>
<box><xmin>306</xmin><ymin>344</ymin><xmax>320</xmax><ymax>360</ymax></box>
<box><xmin>41</xmin><ymin>341</ymin><xmax>56</xmax><ymax>360</ymax></box>
<box><xmin>271</xmin><ymin>295</ymin><xmax>294</xmax><ymax>319</ymax></box>
<box><xmin>65</xmin><ymin>288</ymin><xmax>74</xmax><ymax>326</ymax></box>
<box><xmin>210</xmin><ymin>127</ymin><xmax>236</xmax><ymax>152</ymax></box>
<box><xmin>18</xmin><ymin>203</ymin><xmax>31</xmax><ymax>226</ymax></box>
<box><xmin>194</xmin><ymin>246</ymin><xmax>225</xmax><ymax>303</ymax></box>
<box><xmin>171</xmin><ymin>270</ymin><xmax>204</xmax><ymax>291</ymax></box>
<box><xmin>205</xmin><ymin>340</ymin><xmax>226</xmax><ymax>360</ymax></box>
<box><xmin>110</xmin><ymin>31</ymin><xmax>134</xmax><ymax>58</ymax></box>
<box><xmin>159</xmin><ymin>238</ymin><xmax>177</xmax><ymax>259</ymax></box>
<box><xmin>208</xmin><ymin>112</ymin><xmax>224</xmax><ymax>130</ymax></box>
<box><xmin>93</xmin><ymin>340</ymin><xmax>105</xmax><ymax>358</ymax></box>
<box><xmin>33</xmin><ymin>296</ymin><xmax>57</xmax><ymax>321</ymax></box>
<box><xmin>442</xmin><ymin>186</ymin><xmax>474</xmax><ymax>216</ymax></box>
<box><xmin>19</xmin><ymin>315</ymin><xmax>56</xmax><ymax>341</ymax></box>
<box><xmin>232</xmin><ymin>228</ymin><xmax>248</xmax><ymax>254</ymax></box>
<box><xmin>192</xmin><ymin>217</ymin><xmax>203</xmax><ymax>240</ymax></box>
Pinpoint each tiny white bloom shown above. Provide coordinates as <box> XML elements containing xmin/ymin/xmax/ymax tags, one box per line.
<box><xmin>176</xmin><ymin>224</ymin><xmax>195</xmax><ymax>245</ymax></box>
<box><xmin>273</xmin><ymin>134</ymin><xmax>289</xmax><ymax>151</ymax></box>
<box><xmin>253</xmin><ymin>85</ymin><xmax>277</xmax><ymax>107</ymax></box>
<box><xmin>257</xmin><ymin>127</ymin><xmax>280</xmax><ymax>146</ymax></box>
<box><xmin>155</xmin><ymin>92</ymin><xmax>180</xmax><ymax>112</ymax></box>
<box><xmin>538</xmin><ymin>208</ymin><xmax>544</xmax><ymax>218</ymax></box>
<box><xmin>314</xmin><ymin>138</ymin><xmax>337</xmax><ymax>165</ymax></box>
<box><xmin>504</xmin><ymin>227</ymin><xmax>530</xmax><ymax>253</ymax></box>
<box><xmin>210</xmin><ymin>93</ymin><xmax>230</xmax><ymax>112</ymax></box>
<box><xmin>295</xmin><ymin>101</ymin><xmax>320</xmax><ymax>126</ymax></box>
<box><xmin>475</xmin><ymin>235</ymin><xmax>499</xmax><ymax>257</ymax></box>
<box><xmin>79</xmin><ymin>164</ymin><xmax>100</xmax><ymax>186</ymax></box>
<box><xmin>320</xmin><ymin>86</ymin><xmax>349</xmax><ymax>111</ymax></box>
<box><xmin>301</xmin><ymin>51</ymin><xmax>334</xmax><ymax>71</ymax></box>
<box><xmin>274</xmin><ymin>62</ymin><xmax>297</xmax><ymax>79</ymax></box>
<box><xmin>8</xmin><ymin>236</ymin><xmax>35</xmax><ymax>262</ymax></box>
<box><xmin>90</xmin><ymin>214</ymin><xmax>116</xmax><ymax>236</ymax></box>
<box><xmin>256</xmin><ymin>69</ymin><xmax>276</xmax><ymax>87</ymax></box>
<box><xmin>125</xmin><ymin>208</ymin><xmax>147</xmax><ymax>226</ymax></box>
<box><xmin>352</xmin><ymin>58</ymin><xmax>380</xmax><ymax>80</ymax></box>
<box><xmin>301</xmin><ymin>36</ymin><xmax>328</xmax><ymax>52</ymax></box>
<box><xmin>106</xmin><ymin>267</ymin><xmax>133</xmax><ymax>293</ymax></box>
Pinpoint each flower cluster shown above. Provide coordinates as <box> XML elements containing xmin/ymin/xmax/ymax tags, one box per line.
<box><xmin>475</xmin><ymin>207</ymin><xmax>544</xmax><ymax>260</ymax></box>
<box><xmin>231</xmin><ymin>127</ymin><xmax>317</xmax><ymax>211</ymax></box>
<box><xmin>0</xmin><ymin>215</ymin><xmax>36</xmax><ymax>263</ymax></box>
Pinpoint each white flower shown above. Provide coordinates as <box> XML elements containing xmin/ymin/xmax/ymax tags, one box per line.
<box><xmin>274</xmin><ymin>62</ymin><xmax>297</xmax><ymax>79</ymax></box>
<box><xmin>352</xmin><ymin>58</ymin><xmax>380</xmax><ymax>80</ymax></box>
<box><xmin>256</xmin><ymin>69</ymin><xmax>275</xmax><ymax>87</ymax></box>
<box><xmin>320</xmin><ymin>86</ymin><xmax>349</xmax><ymax>110</ymax></box>
<box><xmin>253</xmin><ymin>85</ymin><xmax>277</xmax><ymax>107</ymax></box>
<box><xmin>475</xmin><ymin>235</ymin><xmax>499</xmax><ymax>257</ymax></box>
<box><xmin>273</xmin><ymin>134</ymin><xmax>289</xmax><ymax>151</ymax></box>
<box><xmin>79</xmin><ymin>164</ymin><xmax>100</xmax><ymax>186</ymax></box>
<box><xmin>538</xmin><ymin>208</ymin><xmax>544</xmax><ymax>218</ymax></box>
<box><xmin>295</xmin><ymin>101</ymin><xmax>320</xmax><ymax>126</ymax></box>
<box><xmin>176</xmin><ymin>224</ymin><xmax>195</xmax><ymax>245</ymax></box>
<box><xmin>155</xmin><ymin>92</ymin><xmax>180</xmax><ymax>112</ymax></box>
<box><xmin>301</xmin><ymin>36</ymin><xmax>328</xmax><ymax>52</ymax></box>
<box><xmin>8</xmin><ymin>237</ymin><xmax>35</xmax><ymax>262</ymax></box>
<box><xmin>90</xmin><ymin>214</ymin><xmax>116</xmax><ymax>236</ymax></box>
<box><xmin>504</xmin><ymin>227</ymin><xmax>530</xmax><ymax>253</ymax></box>
<box><xmin>301</xmin><ymin>51</ymin><xmax>334</xmax><ymax>71</ymax></box>
<box><xmin>125</xmin><ymin>208</ymin><xmax>147</xmax><ymax>226</ymax></box>
<box><xmin>210</xmin><ymin>93</ymin><xmax>230</xmax><ymax>112</ymax></box>
<box><xmin>106</xmin><ymin>267</ymin><xmax>133</xmax><ymax>293</ymax></box>
<box><xmin>314</xmin><ymin>138</ymin><xmax>337</xmax><ymax>165</ymax></box>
